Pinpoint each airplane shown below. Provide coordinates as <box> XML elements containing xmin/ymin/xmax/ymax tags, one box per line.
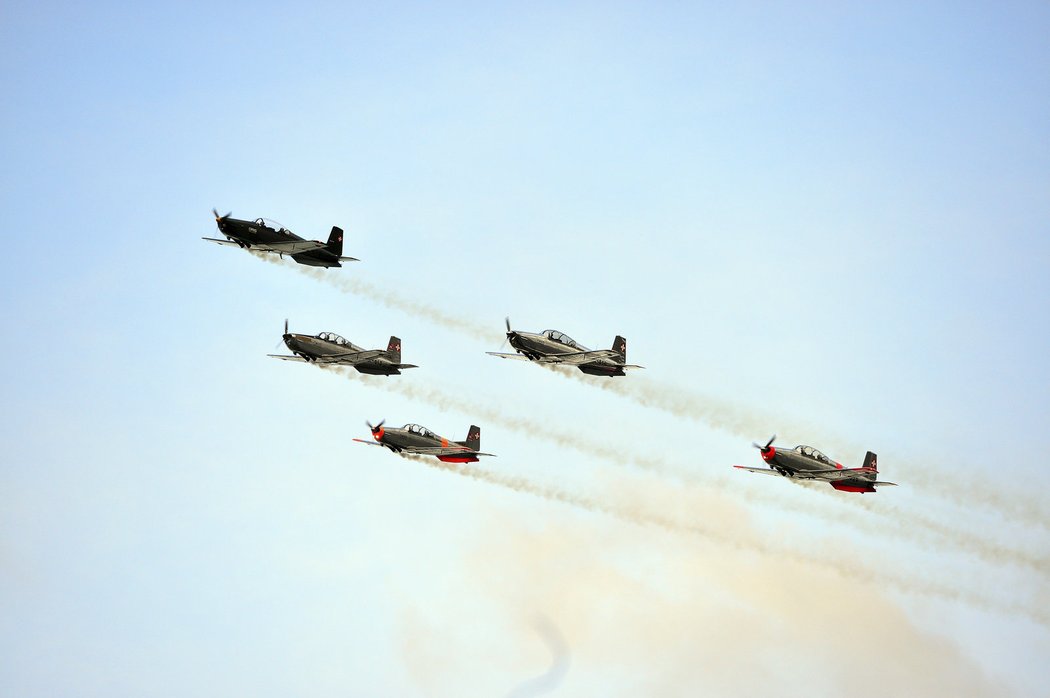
<box><xmin>268</xmin><ymin>320</ymin><xmax>417</xmax><ymax>375</ymax></box>
<box><xmin>734</xmin><ymin>435</ymin><xmax>897</xmax><ymax>493</ymax></box>
<box><xmin>203</xmin><ymin>209</ymin><xmax>359</xmax><ymax>268</ymax></box>
<box><xmin>353</xmin><ymin>421</ymin><xmax>495</xmax><ymax>463</ymax></box>
<box><xmin>486</xmin><ymin>318</ymin><xmax>643</xmax><ymax>376</ymax></box>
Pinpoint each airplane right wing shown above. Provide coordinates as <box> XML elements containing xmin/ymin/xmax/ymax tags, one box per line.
<box><xmin>486</xmin><ymin>352</ymin><xmax>532</xmax><ymax>361</ymax></box>
<box><xmin>254</xmin><ymin>240</ymin><xmax>328</xmax><ymax>254</ymax></box>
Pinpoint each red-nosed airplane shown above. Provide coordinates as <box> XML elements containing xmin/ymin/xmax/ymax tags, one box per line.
<box><xmin>734</xmin><ymin>435</ymin><xmax>897</xmax><ymax>493</ymax></box>
<box><xmin>487</xmin><ymin>318</ymin><xmax>643</xmax><ymax>376</ymax></box>
<box><xmin>353</xmin><ymin>421</ymin><xmax>495</xmax><ymax>463</ymax></box>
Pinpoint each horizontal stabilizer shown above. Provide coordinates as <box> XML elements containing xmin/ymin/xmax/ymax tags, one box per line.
<box><xmin>339</xmin><ymin>256</ymin><xmax>360</xmax><ymax>262</ymax></box>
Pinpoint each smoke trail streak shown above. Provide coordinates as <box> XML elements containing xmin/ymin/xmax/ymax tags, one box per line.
<box><xmin>330</xmin><ymin>368</ymin><xmax>1050</xmax><ymax>578</ymax></box>
<box><xmin>291</xmin><ymin>265</ymin><xmax>502</xmax><ymax>343</ymax></box>
<box><xmin>545</xmin><ymin>366</ymin><xmax>1050</xmax><ymax>532</ymax></box>
<box><xmin>405</xmin><ymin>454</ymin><xmax>1050</xmax><ymax>628</ymax></box>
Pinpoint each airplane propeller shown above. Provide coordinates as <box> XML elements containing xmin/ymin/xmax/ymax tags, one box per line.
<box><xmin>366</xmin><ymin>419</ymin><xmax>387</xmax><ymax>439</ymax></box>
<box><xmin>212</xmin><ymin>208</ymin><xmax>232</xmax><ymax>222</ymax></box>
<box><xmin>500</xmin><ymin>316</ymin><xmax>517</xmax><ymax>351</ymax></box>
<box><xmin>752</xmin><ymin>434</ymin><xmax>776</xmax><ymax>453</ymax></box>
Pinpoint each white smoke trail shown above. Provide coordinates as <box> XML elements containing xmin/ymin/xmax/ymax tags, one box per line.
<box><xmin>329</xmin><ymin>368</ymin><xmax>1050</xmax><ymax>578</ymax></box>
<box><xmin>407</xmin><ymin>455</ymin><xmax>1050</xmax><ymax>628</ymax></box>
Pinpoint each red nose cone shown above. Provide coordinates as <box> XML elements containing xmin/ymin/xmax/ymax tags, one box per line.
<box><xmin>761</xmin><ymin>446</ymin><xmax>776</xmax><ymax>463</ymax></box>
<box><xmin>374</xmin><ymin>427</ymin><xmax>384</xmax><ymax>442</ymax></box>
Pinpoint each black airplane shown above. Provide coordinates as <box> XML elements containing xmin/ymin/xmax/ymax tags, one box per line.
<box><xmin>353</xmin><ymin>421</ymin><xmax>495</xmax><ymax>463</ymax></box>
<box><xmin>203</xmin><ymin>209</ymin><xmax>359</xmax><ymax>268</ymax></box>
<box><xmin>734</xmin><ymin>435</ymin><xmax>897</xmax><ymax>493</ymax></box>
<box><xmin>487</xmin><ymin>318</ymin><xmax>643</xmax><ymax>376</ymax></box>
<box><xmin>269</xmin><ymin>320</ymin><xmax>417</xmax><ymax>375</ymax></box>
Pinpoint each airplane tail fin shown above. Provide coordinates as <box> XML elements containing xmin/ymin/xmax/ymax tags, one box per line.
<box><xmin>612</xmin><ymin>335</ymin><xmax>627</xmax><ymax>362</ymax></box>
<box><xmin>326</xmin><ymin>226</ymin><xmax>344</xmax><ymax>256</ymax></box>
<box><xmin>386</xmin><ymin>336</ymin><xmax>402</xmax><ymax>363</ymax></box>
<box><xmin>457</xmin><ymin>425</ymin><xmax>481</xmax><ymax>452</ymax></box>
<box><xmin>863</xmin><ymin>451</ymin><xmax>878</xmax><ymax>473</ymax></box>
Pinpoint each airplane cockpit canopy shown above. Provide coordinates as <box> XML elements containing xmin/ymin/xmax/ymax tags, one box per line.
<box><xmin>255</xmin><ymin>217</ymin><xmax>290</xmax><ymax>234</ymax></box>
<box><xmin>404</xmin><ymin>424</ymin><xmax>436</xmax><ymax>439</ymax></box>
<box><xmin>317</xmin><ymin>332</ymin><xmax>350</xmax><ymax>346</ymax></box>
<box><xmin>541</xmin><ymin>329</ymin><xmax>588</xmax><ymax>350</ymax></box>
<box><xmin>794</xmin><ymin>445</ymin><xmax>832</xmax><ymax>465</ymax></box>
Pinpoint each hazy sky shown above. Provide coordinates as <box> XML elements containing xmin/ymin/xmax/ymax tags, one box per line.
<box><xmin>2</xmin><ymin>2</ymin><xmax>1049</xmax><ymax>696</ymax></box>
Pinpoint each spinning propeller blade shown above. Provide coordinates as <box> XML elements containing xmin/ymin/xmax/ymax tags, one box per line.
<box><xmin>752</xmin><ymin>434</ymin><xmax>777</xmax><ymax>452</ymax></box>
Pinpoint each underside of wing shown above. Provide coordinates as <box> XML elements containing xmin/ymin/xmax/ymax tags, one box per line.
<box><xmin>805</xmin><ymin>467</ymin><xmax>878</xmax><ymax>483</ymax></box>
<box><xmin>314</xmin><ymin>350</ymin><xmax>385</xmax><ymax>365</ymax></box>
<box><xmin>255</xmin><ymin>240</ymin><xmax>328</xmax><ymax>254</ymax></box>
<box><xmin>352</xmin><ymin>438</ymin><xmax>384</xmax><ymax>447</ymax></box>
<box><xmin>733</xmin><ymin>466</ymin><xmax>783</xmax><ymax>477</ymax></box>
<box><xmin>408</xmin><ymin>446</ymin><xmax>495</xmax><ymax>457</ymax></box>
<box><xmin>486</xmin><ymin>352</ymin><xmax>533</xmax><ymax>361</ymax></box>
<box><xmin>202</xmin><ymin>237</ymin><xmax>241</xmax><ymax>247</ymax></box>
<box><xmin>543</xmin><ymin>350</ymin><xmax>620</xmax><ymax>365</ymax></box>
<box><xmin>268</xmin><ymin>354</ymin><xmax>308</xmax><ymax>362</ymax></box>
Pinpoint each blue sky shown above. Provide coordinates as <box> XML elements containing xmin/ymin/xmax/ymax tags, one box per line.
<box><xmin>2</xmin><ymin>2</ymin><xmax>1049</xmax><ymax>696</ymax></box>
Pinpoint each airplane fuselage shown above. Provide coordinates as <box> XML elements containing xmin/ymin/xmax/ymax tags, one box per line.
<box><xmin>215</xmin><ymin>217</ymin><xmax>345</xmax><ymax>268</ymax></box>
<box><xmin>760</xmin><ymin>445</ymin><xmax>878</xmax><ymax>492</ymax></box>
<box><xmin>370</xmin><ymin>425</ymin><xmax>480</xmax><ymax>462</ymax></box>
<box><xmin>283</xmin><ymin>333</ymin><xmax>404</xmax><ymax>375</ymax></box>
<box><xmin>508</xmin><ymin>331</ymin><xmax>626</xmax><ymax>376</ymax></box>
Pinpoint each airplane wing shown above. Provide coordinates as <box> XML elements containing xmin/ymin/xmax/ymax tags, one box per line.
<box><xmin>202</xmin><ymin>237</ymin><xmax>241</xmax><ymax>246</ymax></box>
<box><xmin>268</xmin><ymin>350</ymin><xmax>386</xmax><ymax>365</ymax></box>
<box><xmin>352</xmin><ymin>438</ymin><xmax>384</xmax><ymax>447</ymax></box>
<box><xmin>733</xmin><ymin>465</ymin><xmax>784</xmax><ymax>477</ymax></box>
<box><xmin>486</xmin><ymin>352</ymin><xmax>533</xmax><ymax>361</ymax></box>
<box><xmin>538</xmin><ymin>350</ymin><xmax>621</xmax><ymax>365</ymax></box>
<box><xmin>268</xmin><ymin>354</ymin><xmax>308</xmax><ymax>362</ymax></box>
<box><xmin>405</xmin><ymin>446</ymin><xmax>496</xmax><ymax>457</ymax></box>
<box><xmin>314</xmin><ymin>350</ymin><xmax>386</xmax><ymax>365</ymax></box>
<box><xmin>253</xmin><ymin>240</ymin><xmax>328</xmax><ymax>254</ymax></box>
<box><xmin>804</xmin><ymin>467</ymin><xmax>879</xmax><ymax>483</ymax></box>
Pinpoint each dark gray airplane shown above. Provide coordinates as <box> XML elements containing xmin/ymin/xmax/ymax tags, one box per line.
<box><xmin>269</xmin><ymin>320</ymin><xmax>417</xmax><ymax>375</ymax></box>
<box><xmin>734</xmin><ymin>435</ymin><xmax>897</xmax><ymax>493</ymax></box>
<box><xmin>203</xmin><ymin>209</ymin><xmax>359</xmax><ymax>268</ymax></box>
<box><xmin>353</xmin><ymin>421</ymin><xmax>494</xmax><ymax>463</ymax></box>
<box><xmin>486</xmin><ymin>319</ymin><xmax>643</xmax><ymax>376</ymax></box>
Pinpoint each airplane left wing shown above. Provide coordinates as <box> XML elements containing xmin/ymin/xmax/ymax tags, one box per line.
<box><xmin>733</xmin><ymin>465</ymin><xmax>783</xmax><ymax>477</ymax></box>
<box><xmin>486</xmin><ymin>352</ymin><xmax>532</xmax><ymax>361</ymax></box>
<box><xmin>268</xmin><ymin>354</ymin><xmax>309</xmax><ymax>362</ymax></box>
<box><xmin>202</xmin><ymin>237</ymin><xmax>241</xmax><ymax>246</ymax></box>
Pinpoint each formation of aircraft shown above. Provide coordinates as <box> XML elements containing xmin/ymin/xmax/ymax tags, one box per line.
<box><xmin>203</xmin><ymin>209</ymin><xmax>358</xmax><ymax>268</ymax></box>
<box><xmin>353</xmin><ymin>421</ymin><xmax>495</xmax><ymax>463</ymax></box>
<box><xmin>206</xmin><ymin>210</ymin><xmax>897</xmax><ymax>493</ymax></box>
<box><xmin>733</xmin><ymin>435</ymin><xmax>897</xmax><ymax>493</ymax></box>
<box><xmin>486</xmin><ymin>318</ymin><xmax>644</xmax><ymax>376</ymax></box>
<box><xmin>269</xmin><ymin>320</ymin><xmax>418</xmax><ymax>375</ymax></box>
